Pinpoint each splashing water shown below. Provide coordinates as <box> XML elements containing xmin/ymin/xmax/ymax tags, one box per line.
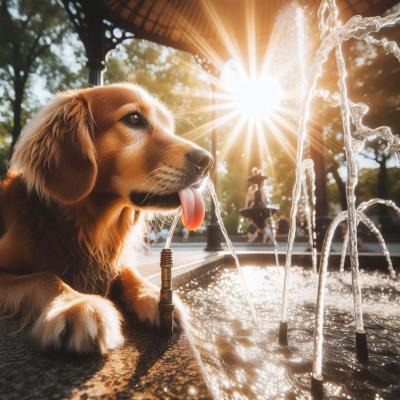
<box><xmin>311</xmin><ymin>206</ymin><xmax>399</xmax><ymax>381</ymax></box>
<box><xmin>160</xmin><ymin>0</ymin><xmax>400</xmax><ymax>395</ymax></box>
<box><xmin>340</xmin><ymin>198</ymin><xmax>400</xmax><ymax>278</ymax></box>
<box><xmin>281</xmin><ymin>0</ymin><xmax>400</xmax><ymax>325</ymax></box>
<box><xmin>161</xmin><ymin>179</ymin><xmax>258</xmax><ymax>323</ymax></box>
<box><xmin>263</xmin><ymin>180</ymin><xmax>280</xmax><ymax>267</ymax></box>
<box><xmin>301</xmin><ymin>159</ymin><xmax>318</xmax><ymax>273</ymax></box>
<box><xmin>207</xmin><ymin>179</ymin><xmax>258</xmax><ymax>323</ymax></box>
<box><xmin>359</xmin><ymin>212</ymin><xmax>396</xmax><ymax>279</ymax></box>
<box><xmin>165</xmin><ymin>210</ymin><xmax>181</xmax><ymax>249</ymax></box>
<box><xmin>178</xmin><ymin>265</ymin><xmax>400</xmax><ymax>399</ymax></box>
<box><xmin>287</xmin><ymin>0</ymin><xmax>400</xmax><ymax>387</ymax></box>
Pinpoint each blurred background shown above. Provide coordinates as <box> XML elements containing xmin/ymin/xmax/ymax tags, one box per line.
<box><xmin>1</xmin><ymin>0</ymin><xmax>400</xmax><ymax>238</ymax></box>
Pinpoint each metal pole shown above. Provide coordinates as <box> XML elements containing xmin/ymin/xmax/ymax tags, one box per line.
<box><xmin>86</xmin><ymin>1</ymin><xmax>106</xmax><ymax>87</ymax></box>
<box><xmin>205</xmin><ymin>83</ymin><xmax>223</xmax><ymax>251</ymax></box>
<box><xmin>88</xmin><ymin>62</ymin><xmax>104</xmax><ymax>86</ymax></box>
<box><xmin>159</xmin><ymin>248</ymin><xmax>175</xmax><ymax>336</ymax></box>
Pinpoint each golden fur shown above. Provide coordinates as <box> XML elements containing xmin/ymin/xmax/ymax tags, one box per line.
<box><xmin>0</xmin><ymin>83</ymin><xmax>209</xmax><ymax>353</ymax></box>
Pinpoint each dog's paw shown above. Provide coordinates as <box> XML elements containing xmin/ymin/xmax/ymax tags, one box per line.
<box><xmin>128</xmin><ymin>287</ymin><xmax>188</xmax><ymax>329</ymax></box>
<box><xmin>32</xmin><ymin>294</ymin><xmax>124</xmax><ymax>354</ymax></box>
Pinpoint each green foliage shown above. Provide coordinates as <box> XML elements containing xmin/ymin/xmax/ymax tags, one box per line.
<box><xmin>323</xmin><ymin>33</ymin><xmax>400</xmax><ymax>210</ymax></box>
<box><xmin>3</xmin><ymin>2</ymin><xmax>399</xmax><ymax>233</ymax></box>
<box><xmin>357</xmin><ymin>167</ymin><xmax>400</xmax><ymax>203</ymax></box>
<box><xmin>0</xmin><ymin>0</ymin><xmax>86</xmax><ymax>157</ymax></box>
<box><xmin>328</xmin><ymin>167</ymin><xmax>400</xmax><ymax>211</ymax></box>
<box><xmin>104</xmin><ymin>39</ymin><xmax>210</xmax><ymax>141</ymax></box>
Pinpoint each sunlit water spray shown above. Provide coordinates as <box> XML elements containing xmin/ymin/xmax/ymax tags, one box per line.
<box><xmin>281</xmin><ymin>0</ymin><xmax>400</xmax><ymax>332</ymax></box>
<box><xmin>340</xmin><ymin>198</ymin><xmax>400</xmax><ymax>278</ymax></box>
<box><xmin>178</xmin><ymin>265</ymin><xmax>400</xmax><ymax>399</ymax></box>
<box><xmin>207</xmin><ymin>179</ymin><xmax>258</xmax><ymax>324</ymax></box>
<box><xmin>160</xmin><ymin>0</ymin><xmax>400</xmax><ymax>396</ymax></box>
<box><xmin>280</xmin><ymin>0</ymin><xmax>400</xmax><ymax>392</ymax></box>
<box><xmin>301</xmin><ymin>159</ymin><xmax>318</xmax><ymax>273</ymax></box>
<box><xmin>165</xmin><ymin>210</ymin><xmax>181</xmax><ymax>249</ymax></box>
<box><xmin>264</xmin><ymin>180</ymin><xmax>280</xmax><ymax>267</ymax></box>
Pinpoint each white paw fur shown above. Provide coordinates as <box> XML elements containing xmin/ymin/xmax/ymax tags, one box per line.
<box><xmin>129</xmin><ymin>287</ymin><xmax>188</xmax><ymax>329</ymax></box>
<box><xmin>32</xmin><ymin>294</ymin><xmax>124</xmax><ymax>354</ymax></box>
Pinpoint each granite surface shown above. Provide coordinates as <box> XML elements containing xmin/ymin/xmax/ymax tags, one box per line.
<box><xmin>0</xmin><ymin>319</ymin><xmax>211</xmax><ymax>400</ymax></box>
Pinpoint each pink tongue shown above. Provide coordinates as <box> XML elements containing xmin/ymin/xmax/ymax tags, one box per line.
<box><xmin>178</xmin><ymin>188</ymin><xmax>205</xmax><ymax>230</ymax></box>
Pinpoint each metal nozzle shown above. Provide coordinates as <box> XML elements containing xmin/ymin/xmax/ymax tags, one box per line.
<box><xmin>279</xmin><ymin>321</ymin><xmax>288</xmax><ymax>346</ymax></box>
<box><xmin>311</xmin><ymin>376</ymin><xmax>324</xmax><ymax>399</ymax></box>
<box><xmin>355</xmin><ymin>330</ymin><xmax>369</xmax><ymax>364</ymax></box>
<box><xmin>159</xmin><ymin>248</ymin><xmax>175</xmax><ymax>336</ymax></box>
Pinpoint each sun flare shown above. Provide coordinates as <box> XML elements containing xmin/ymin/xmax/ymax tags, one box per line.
<box><xmin>180</xmin><ymin>3</ymin><xmax>308</xmax><ymax>172</ymax></box>
<box><xmin>221</xmin><ymin>60</ymin><xmax>284</xmax><ymax>121</ymax></box>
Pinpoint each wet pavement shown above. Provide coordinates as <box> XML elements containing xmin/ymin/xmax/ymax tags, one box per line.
<box><xmin>0</xmin><ymin>319</ymin><xmax>210</xmax><ymax>400</ymax></box>
<box><xmin>1</xmin><ymin>241</ymin><xmax>399</xmax><ymax>399</ymax></box>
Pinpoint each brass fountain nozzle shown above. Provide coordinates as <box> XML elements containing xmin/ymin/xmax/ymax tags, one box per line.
<box><xmin>159</xmin><ymin>248</ymin><xmax>175</xmax><ymax>336</ymax></box>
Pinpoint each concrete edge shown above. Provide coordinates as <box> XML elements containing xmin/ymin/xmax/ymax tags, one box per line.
<box><xmin>147</xmin><ymin>250</ymin><xmax>400</xmax><ymax>288</ymax></box>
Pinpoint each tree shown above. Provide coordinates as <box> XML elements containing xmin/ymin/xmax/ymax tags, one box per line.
<box><xmin>0</xmin><ymin>0</ymin><xmax>85</xmax><ymax>156</ymax></box>
<box><xmin>104</xmin><ymin>39</ymin><xmax>211</xmax><ymax>139</ymax></box>
<box><xmin>322</xmin><ymin>33</ymin><xmax>400</xmax><ymax>212</ymax></box>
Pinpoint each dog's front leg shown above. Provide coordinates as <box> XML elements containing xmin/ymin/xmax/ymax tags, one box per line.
<box><xmin>118</xmin><ymin>266</ymin><xmax>187</xmax><ymax>329</ymax></box>
<box><xmin>0</xmin><ymin>272</ymin><xmax>124</xmax><ymax>354</ymax></box>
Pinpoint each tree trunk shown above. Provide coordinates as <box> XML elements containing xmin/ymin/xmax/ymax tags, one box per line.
<box><xmin>377</xmin><ymin>156</ymin><xmax>389</xmax><ymax>231</ymax></box>
<box><xmin>330</xmin><ymin>165</ymin><xmax>347</xmax><ymax>210</ymax></box>
<box><xmin>309</xmin><ymin>121</ymin><xmax>329</xmax><ymax>250</ymax></box>
<box><xmin>309</xmin><ymin>123</ymin><xmax>328</xmax><ymax>216</ymax></box>
<box><xmin>9</xmin><ymin>73</ymin><xmax>26</xmax><ymax>157</ymax></box>
<box><xmin>377</xmin><ymin>157</ymin><xmax>388</xmax><ymax>200</ymax></box>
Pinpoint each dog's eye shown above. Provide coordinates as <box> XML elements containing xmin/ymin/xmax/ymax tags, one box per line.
<box><xmin>122</xmin><ymin>112</ymin><xmax>148</xmax><ymax>129</ymax></box>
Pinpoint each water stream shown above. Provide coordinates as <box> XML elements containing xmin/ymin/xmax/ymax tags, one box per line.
<box><xmin>162</xmin><ymin>180</ymin><xmax>258</xmax><ymax>323</ymax></box>
<box><xmin>301</xmin><ymin>159</ymin><xmax>318</xmax><ymax>273</ymax></box>
<box><xmin>264</xmin><ymin>181</ymin><xmax>280</xmax><ymax>267</ymax></box>
<box><xmin>160</xmin><ymin>0</ymin><xmax>400</xmax><ymax>395</ymax></box>
<box><xmin>340</xmin><ymin>198</ymin><xmax>400</xmax><ymax>278</ymax></box>
<box><xmin>207</xmin><ymin>180</ymin><xmax>258</xmax><ymax>324</ymax></box>
<box><xmin>165</xmin><ymin>210</ymin><xmax>181</xmax><ymax>249</ymax></box>
<box><xmin>301</xmin><ymin>0</ymin><xmax>400</xmax><ymax>387</ymax></box>
<box><xmin>281</xmin><ymin>0</ymin><xmax>400</xmax><ymax>329</ymax></box>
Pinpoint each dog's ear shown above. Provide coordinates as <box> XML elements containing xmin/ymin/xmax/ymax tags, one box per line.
<box><xmin>11</xmin><ymin>92</ymin><xmax>97</xmax><ymax>204</ymax></box>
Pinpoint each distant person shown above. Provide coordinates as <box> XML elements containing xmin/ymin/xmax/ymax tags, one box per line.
<box><xmin>263</xmin><ymin>222</ymin><xmax>274</xmax><ymax>245</ymax></box>
<box><xmin>245</xmin><ymin>167</ymin><xmax>266</xmax><ymax>208</ymax></box>
<box><xmin>148</xmin><ymin>227</ymin><xmax>160</xmax><ymax>245</ymax></box>
<box><xmin>277</xmin><ymin>217</ymin><xmax>289</xmax><ymax>235</ymax></box>
<box><xmin>159</xmin><ymin>227</ymin><xmax>169</xmax><ymax>241</ymax></box>
<box><xmin>182</xmin><ymin>226</ymin><xmax>190</xmax><ymax>242</ymax></box>
<box><xmin>247</xmin><ymin>219</ymin><xmax>261</xmax><ymax>243</ymax></box>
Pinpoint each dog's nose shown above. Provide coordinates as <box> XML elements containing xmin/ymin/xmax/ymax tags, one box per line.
<box><xmin>185</xmin><ymin>149</ymin><xmax>214</xmax><ymax>174</ymax></box>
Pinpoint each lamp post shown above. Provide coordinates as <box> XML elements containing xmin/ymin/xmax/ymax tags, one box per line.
<box><xmin>62</xmin><ymin>0</ymin><xmax>132</xmax><ymax>87</ymax></box>
<box><xmin>205</xmin><ymin>83</ymin><xmax>223</xmax><ymax>251</ymax></box>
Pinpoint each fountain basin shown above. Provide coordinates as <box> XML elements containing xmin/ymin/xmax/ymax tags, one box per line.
<box><xmin>1</xmin><ymin>251</ymin><xmax>398</xmax><ymax>399</ymax></box>
<box><xmin>239</xmin><ymin>205</ymin><xmax>279</xmax><ymax>229</ymax></box>
<box><xmin>177</xmin><ymin>260</ymin><xmax>400</xmax><ymax>400</ymax></box>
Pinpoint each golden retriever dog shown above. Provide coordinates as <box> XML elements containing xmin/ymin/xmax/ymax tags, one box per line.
<box><xmin>0</xmin><ymin>83</ymin><xmax>212</xmax><ymax>354</ymax></box>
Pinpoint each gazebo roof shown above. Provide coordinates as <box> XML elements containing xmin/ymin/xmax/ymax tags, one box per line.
<box><xmin>100</xmin><ymin>0</ymin><xmax>399</xmax><ymax>67</ymax></box>
<box><xmin>62</xmin><ymin>0</ymin><xmax>400</xmax><ymax>80</ymax></box>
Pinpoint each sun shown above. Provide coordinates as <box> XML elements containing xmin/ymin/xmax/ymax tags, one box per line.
<box><xmin>221</xmin><ymin>60</ymin><xmax>284</xmax><ymax>121</ymax></box>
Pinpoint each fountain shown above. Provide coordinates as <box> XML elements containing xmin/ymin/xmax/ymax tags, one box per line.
<box><xmin>239</xmin><ymin>173</ymin><xmax>279</xmax><ymax>230</ymax></box>
<box><xmin>156</xmin><ymin>0</ymin><xmax>400</xmax><ymax>398</ymax></box>
<box><xmin>280</xmin><ymin>0</ymin><xmax>400</xmax><ymax>397</ymax></box>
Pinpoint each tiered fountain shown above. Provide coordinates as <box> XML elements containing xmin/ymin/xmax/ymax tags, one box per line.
<box><xmin>239</xmin><ymin>173</ymin><xmax>279</xmax><ymax>230</ymax></box>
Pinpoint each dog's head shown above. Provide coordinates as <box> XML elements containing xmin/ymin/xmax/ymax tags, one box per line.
<box><xmin>11</xmin><ymin>83</ymin><xmax>212</xmax><ymax>229</ymax></box>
